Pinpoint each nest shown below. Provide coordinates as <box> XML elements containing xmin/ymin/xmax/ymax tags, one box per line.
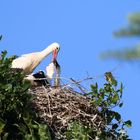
<box><xmin>29</xmin><ymin>85</ymin><xmax>106</xmax><ymax>139</ymax></box>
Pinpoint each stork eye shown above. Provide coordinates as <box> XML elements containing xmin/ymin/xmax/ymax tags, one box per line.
<box><xmin>56</xmin><ymin>47</ymin><xmax>60</xmax><ymax>51</ymax></box>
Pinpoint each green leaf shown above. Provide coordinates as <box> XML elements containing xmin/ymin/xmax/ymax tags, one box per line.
<box><xmin>0</xmin><ymin>35</ymin><xmax>2</xmax><ymax>41</ymax></box>
<box><xmin>104</xmin><ymin>83</ymin><xmax>111</xmax><ymax>92</ymax></box>
<box><xmin>120</xmin><ymin>83</ymin><xmax>123</xmax><ymax>98</ymax></box>
<box><xmin>90</xmin><ymin>83</ymin><xmax>98</xmax><ymax>94</ymax></box>
<box><xmin>0</xmin><ymin>51</ymin><xmax>7</xmax><ymax>62</ymax></box>
<box><xmin>114</xmin><ymin>112</ymin><xmax>121</xmax><ymax>121</ymax></box>
<box><xmin>0</xmin><ymin>118</ymin><xmax>5</xmax><ymax>132</ymax></box>
<box><xmin>38</xmin><ymin>124</ymin><xmax>51</xmax><ymax>140</ymax></box>
<box><xmin>99</xmin><ymin>88</ymin><xmax>105</xmax><ymax>93</ymax></box>
<box><xmin>105</xmin><ymin>72</ymin><xmax>117</xmax><ymax>86</ymax></box>
<box><xmin>119</xmin><ymin>102</ymin><xmax>123</xmax><ymax>108</ymax></box>
<box><xmin>112</xmin><ymin>94</ymin><xmax>119</xmax><ymax>104</ymax></box>
<box><xmin>5</xmin><ymin>84</ymin><xmax>13</xmax><ymax>91</ymax></box>
<box><xmin>124</xmin><ymin>120</ymin><xmax>132</xmax><ymax>128</ymax></box>
<box><xmin>112</xmin><ymin>124</ymin><xmax>118</xmax><ymax>130</ymax></box>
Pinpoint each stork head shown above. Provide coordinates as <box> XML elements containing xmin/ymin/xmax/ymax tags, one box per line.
<box><xmin>42</xmin><ymin>42</ymin><xmax>60</xmax><ymax>60</ymax></box>
<box><xmin>38</xmin><ymin>70</ymin><xmax>45</xmax><ymax>75</ymax></box>
<box><xmin>33</xmin><ymin>70</ymin><xmax>46</xmax><ymax>78</ymax></box>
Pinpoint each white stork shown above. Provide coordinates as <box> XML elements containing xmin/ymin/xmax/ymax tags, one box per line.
<box><xmin>12</xmin><ymin>42</ymin><xmax>60</xmax><ymax>74</ymax></box>
<box><xmin>46</xmin><ymin>57</ymin><xmax>61</xmax><ymax>86</ymax></box>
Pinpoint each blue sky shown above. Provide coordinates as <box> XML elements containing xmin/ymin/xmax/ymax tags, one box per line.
<box><xmin>0</xmin><ymin>0</ymin><xmax>140</xmax><ymax>139</ymax></box>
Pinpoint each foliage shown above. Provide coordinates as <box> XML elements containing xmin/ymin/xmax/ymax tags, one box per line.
<box><xmin>66</xmin><ymin>122</ymin><xmax>93</xmax><ymax>140</ymax></box>
<box><xmin>101</xmin><ymin>13</ymin><xmax>140</xmax><ymax>61</ymax></box>
<box><xmin>114</xmin><ymin>13</ymin><xmax>140</xmax><ymax>37</ymax></box>
<box><xmin>66</xmin><ymin>72</ymin><xmax>132</xmax><ymax>140</ymax></box>
<box><xmin>0</xmin><ymin>51</ymin><xmax>51</xmax><ymax>140</ymax></box>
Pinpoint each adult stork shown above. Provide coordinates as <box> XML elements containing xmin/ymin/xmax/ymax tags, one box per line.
<box><xmin>12</xmin><ymin>42</ymin><xmax>60</xmax><ymax>74</ymax></box>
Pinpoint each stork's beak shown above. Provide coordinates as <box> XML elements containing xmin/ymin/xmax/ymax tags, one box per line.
<box><xmin>52</xmin><ymin>51</ymin><xmax>60</xmax><ymax>68</ymax></box>
<box><xmin>52</xmin><ymin>49</ymin><xmax>58</xmax><ymax>61</ymax></box>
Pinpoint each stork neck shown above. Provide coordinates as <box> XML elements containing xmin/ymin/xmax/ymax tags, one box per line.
<box><xmin>40</xmin><ymin>46</ymin><xmax>53</xmax><ymax>59</ymax></box>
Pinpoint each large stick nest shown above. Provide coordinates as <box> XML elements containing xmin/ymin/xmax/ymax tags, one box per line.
<box><xmin>29</xmin><ymin>85</ymin><xmax>106</xmax><ymax>139</ymax></box>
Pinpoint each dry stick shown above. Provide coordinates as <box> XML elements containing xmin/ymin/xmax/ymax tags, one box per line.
<box><xmin>27</xmin><ymin>76</ymin><xmax>92</xmax><ymax>94</ymax></box>
<box><xmin>88</xmin><ymin>134</ymin><xmax>94</xmax><ymax>140</ymax></box>
<box><xmin>27</xmin><ymin>76</ymin><xmax>93</xmax><ymax>86</ymax></box>
<box><xmin>70</xmin><ymin>78</ymin><xmax>88</xmax><ymax>94</ymax></box>
<box><xmin>63</xmin><ymin>77</ymin><xmax>93</xmax><ymax>91</ymax></box>
<box><xmin>60</xmin><ymin>87</ymin><xmax>69</xmax><ymax>95</ymax></box>
<box><xmin>91</xmin><ymin>114</ymin><xmax>98</xmax><ymax>122</ymax></box>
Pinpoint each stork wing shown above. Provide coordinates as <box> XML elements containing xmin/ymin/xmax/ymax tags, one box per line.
<box><xmin>12</xmin><ymin>56</ymin><xmax>33</xmax><ymax>73</ymax></box>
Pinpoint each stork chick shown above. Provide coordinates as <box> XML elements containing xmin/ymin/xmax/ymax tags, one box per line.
<box><xmin>46</xmin><ymin>58</ymin><xmax>61</xmax><ymax>86</ymax></box>
<box><xmin>24</xmin><ymin>70</ymin><xmax>50</xmax><ymax>87</ymax></box>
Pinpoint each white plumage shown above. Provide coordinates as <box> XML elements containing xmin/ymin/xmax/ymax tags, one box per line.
<box><xmin>46</xmin><ymin>62</ymin><xmax>56</xmax><ymax>82</ymax></box>
<box><xmin>12</xmin><ymin>42</ymin><xmax>60</xmax><ymax>74</ymax></box>
<box><xmin>24</xmin><ymin>62</ymin><xmax>55</xmax><ymax>86</ymax></box>
<box><xmin>46</xmin><ymin>59</ymin><xmax>61</xmax><ymax>86</ymax></box>
<box><xmin>24</xmin><ymin>74</ymin><xmax>37</xmax><ymax>86</ymax></box>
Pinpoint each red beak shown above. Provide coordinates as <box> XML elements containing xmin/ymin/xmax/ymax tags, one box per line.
<box><xmin>52</xmin><ymin>49</ymin><xmax>58</xmax><ymax>61</ymax></box>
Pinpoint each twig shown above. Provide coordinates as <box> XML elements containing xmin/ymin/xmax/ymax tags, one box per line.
<box><xmin>42</xmin><ymin>86</ymin><xmax>52</xmax><ymax>117</ymax></box>
<box><xmin>70</xmin><ymin>78</ymin><xmax>88</xmax><ymax>94</ymax></box>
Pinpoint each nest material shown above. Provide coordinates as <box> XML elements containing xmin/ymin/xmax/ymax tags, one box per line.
<box><xmin>30</xmin><ymin>86</ymin><xmax>105</xmax><ymax>139</ymax></box>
